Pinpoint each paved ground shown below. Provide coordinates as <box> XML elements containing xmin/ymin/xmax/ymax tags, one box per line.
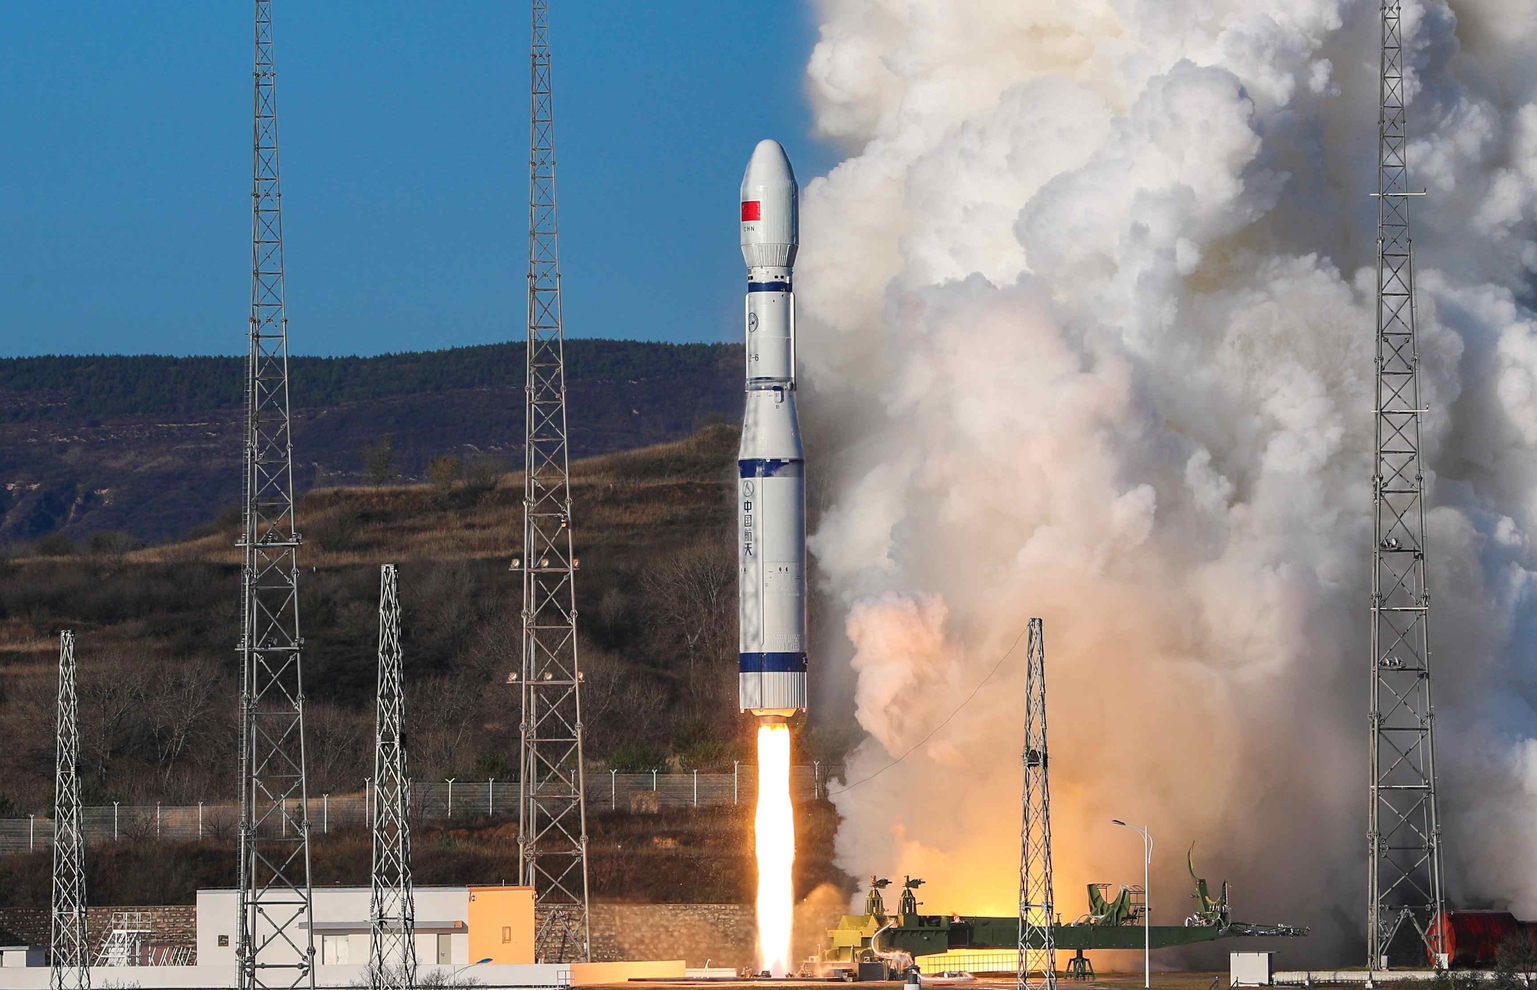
<box><xmin>600</xmin><ymin>975</ymin><xmax>1228</xmax><ymax>990</ymax></box>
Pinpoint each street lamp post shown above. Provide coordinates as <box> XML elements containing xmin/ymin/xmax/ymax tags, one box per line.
<box><xmin>452</xmin><ymin>957</ymin><xmax>494</xmax><ymax>978</ymax></box>
<box><xmin>1112</xmin><ymin>819</ymin><xmax>1152</xmax><ymax>989</ymax></box>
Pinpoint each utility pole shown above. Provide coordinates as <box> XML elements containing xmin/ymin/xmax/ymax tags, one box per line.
<box><xmin>1367</xmin><ymin>0</ymin><xmax>1447</xmax><ymax>969</ymax></box>
<box><xmin>1016</xmin><ymin>619</ymin><xmax>1056</xmax><ymax>990</ymax></box>
<box><xmin>516</xmin><ymin>0</ymin><xmax>591</xmax><ymax>963</ymax></box>
<box><xmin>50</xmin><ymin>631</ymin><xmax>89</xmax><ymax>990</ymax></box>
<box><xmin>370</xmin><ymin>566</ymin><xmax>416</xmax><ymax>989</ymax></box>
<box><xmin>237</xmin><ymin>2</ymin><xmax>315</xmax><ymax>987</ymax></box>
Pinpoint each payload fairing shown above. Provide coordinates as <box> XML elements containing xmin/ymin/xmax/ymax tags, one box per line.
<box><xmin>738</xmin><ymin>140</ymin><xmax>807</xmax><ymax>718</ymax></box>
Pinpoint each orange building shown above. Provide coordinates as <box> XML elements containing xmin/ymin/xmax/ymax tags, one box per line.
<box><xmin>467</xmin><ymin>885</ymin><xmax>536</xmax><ymax>964</ymax></box>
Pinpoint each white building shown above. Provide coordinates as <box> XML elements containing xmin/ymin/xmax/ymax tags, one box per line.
<box><xmin>0</xmin><ymin>884</ymin><xmax>690</xmax><ymax>988</ymax></box>
<box><xmin>196</xmin><ymin>886</ymin><xmax>475</xmax><ymax>969</ymax></box>
<box><xmin>0</xmin><ymin>948</ymin><xmax>46</xmax><ymax>970</ymax></box>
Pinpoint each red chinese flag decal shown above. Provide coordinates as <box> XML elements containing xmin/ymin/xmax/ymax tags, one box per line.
<box><xmin>741</xmin><ymin>201</ymin><xmax>762</xmax><ymax>221</ymax></box>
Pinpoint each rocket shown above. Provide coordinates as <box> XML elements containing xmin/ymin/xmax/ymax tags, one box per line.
<box><xmin>738</xmin><ymin>139</ymin><xmax>807</xmax><ymax>718</ymax></box>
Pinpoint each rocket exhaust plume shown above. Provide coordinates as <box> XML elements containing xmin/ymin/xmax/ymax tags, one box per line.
<box><xmin>794</xmin><ymin>0</ymin><xmax>1537</xmax><ymax>957</ymax></box>
<box><xmin>755</xmin><ymin>721</ymin><xmax>795</xmax><ymax>976</ymax></box>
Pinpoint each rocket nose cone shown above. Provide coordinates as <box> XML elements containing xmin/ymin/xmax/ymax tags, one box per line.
<box><xmin>743</xmin><ymin>139</ymin><xmax>795</xmax><ymax>187</ymax></box>
<box><xmin>741</xmin><ymin>139</ymin><xmax>797</xmax><ymax>201</ymax></box>
<box><xmin>741</xmin><ymin>139</ymin><xmax>799</xmax><ymax>263</ymax></box>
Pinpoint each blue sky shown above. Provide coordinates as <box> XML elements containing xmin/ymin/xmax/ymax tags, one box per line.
<box><xmin>0</xmin><ymin>2</ymin><xmax>841</xmax><ymax>358</ymax></box>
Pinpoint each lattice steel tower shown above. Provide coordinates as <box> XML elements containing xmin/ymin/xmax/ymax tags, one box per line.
<box><xmin>1367</xmin><ymin>0</ymin><xmax>1447</xmax><ymax>969</ymax></box>
<box><xmin>1017</xmin><ymin>619</ymin><xmax>1057</xmax><ymax>990</ymax></box>
<box><xmin>370</xmin><ymin>565</ymin><xmax>416</xmax><ymax>989</ymax></box>
<box><xmin>237</xmin><ymin>2</ymin><xmax>315</xmax><ymax>987</ymax></box>
<box><xmin>516</xmin><ymin>0</ymin><xmax>591</xmax><ymax>964</ymax></box>
<box><xmin>50</xmin><ymin>631</ymin><xmax>89</xmax><ymax>990</ymax></box>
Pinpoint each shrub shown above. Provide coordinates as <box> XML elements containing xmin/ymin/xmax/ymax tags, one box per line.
<box><xmin>671</xmin><ymin>719</ymin><xmax>731</xmax><ymax>771</ymax></box>
<box><xmin>461</xmin><ymin>455</ymin><xmax>504</xmax><ymax>496</ymax></box>
<box><xmin>363</xmin><ymin>433</ymin><xmax>399</xmax><ymax>486</ymax></box>
<box><xmin>1493</xmin><ymin>933</ymin><xmax>1537</xmax><ymax>990</ymax></box>
<box><xmin>428</xmin><ymin>455</ymin><xmax>463</xmax><ymax>493</ymax></box>
<box><xmin>33</xmin><ymin>532</ymin><xmax>75</xmax><ymax>557</ymax></box>
<box><xmin>608</xmin><ymin>744</ymin><xmax>667</xmax><ymax>772</ymax></box>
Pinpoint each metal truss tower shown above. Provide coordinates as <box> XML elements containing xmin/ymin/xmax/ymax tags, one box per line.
<box><xmin>50</xmin><ymin>631</ymin><xmax>89</xmax><ymax>990</ymax></box>
<box><xmin>1017</xmin><ymin>619</ymin><xmax>1057</xmax><ymax>990</ymax></box>
<box><xmin>1367</xmin><ymin>0</ymin><xmax>1447</xmax><ymax>969</ymax></box>
<box><xmin>516</xmin><ymin>0</ymin><xmax>591</xmax><ymax>964</ymax></box>
<box><xmin>369</xmin><ymin>565</ymin><xmax>416</xmax><ymax>989</ymax></box>
<box><xmin>237</xmin><ymin>2</ymin><xmax>315</xmax><ymax>987</ymax></box>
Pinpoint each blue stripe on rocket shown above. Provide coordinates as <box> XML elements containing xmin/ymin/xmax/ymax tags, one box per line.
<box><xmin>739</xmin><ymin>652</ymin><xmax>810</xmax><ymax>673</ymax></box>
<box><xmin>739</xmin><ymin>458</ymin><xmax>804</xmax><ymax>478</ymax></box>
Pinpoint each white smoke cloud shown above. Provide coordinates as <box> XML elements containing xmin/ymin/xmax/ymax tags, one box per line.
<box><xmin>796</xmin><ymin>0</ymin><xmax>1537</xmax><ymax>962</ymax></box>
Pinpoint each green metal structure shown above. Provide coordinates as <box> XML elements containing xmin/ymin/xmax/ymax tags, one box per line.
<box><xmin>822</xmin><ymin>855</ymin><xmax>1304</xmax><ymax>976</ymax></box>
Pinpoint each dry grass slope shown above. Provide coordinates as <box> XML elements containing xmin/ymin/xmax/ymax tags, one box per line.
<box><xmin>0</xmin><ymin>425</ymin><xmax>797</xmax><ymax>817</ymax></box>
<box><xmin>0</xmin><ymin>800</ymin><xmax>850</xmax><ymax>909</ymax></box>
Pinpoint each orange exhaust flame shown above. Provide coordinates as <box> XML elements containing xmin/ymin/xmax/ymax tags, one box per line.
<box><xmin>755</xmin><ymin>722</ymin><xmax>795</xmax><ymax>975</ymax></box>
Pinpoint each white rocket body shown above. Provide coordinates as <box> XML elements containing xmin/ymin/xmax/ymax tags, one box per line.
<box><xmin>738</xmin><ymin>140</ymin><xmax>806</xmax><ymax>718</ymax></box>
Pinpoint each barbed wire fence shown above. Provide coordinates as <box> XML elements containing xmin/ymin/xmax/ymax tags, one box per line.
<box><xmin>0</xmin><ymin>764</ymin><xmax>840</xmax><ymax>854</ymax></box>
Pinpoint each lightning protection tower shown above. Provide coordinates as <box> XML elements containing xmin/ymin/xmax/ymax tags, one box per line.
<box><xmin>1017</xmin><ymin>618</ymin><xmax>1057</xmax><ymax>990</ymax></box>
<box><xmin>516</xmin><ymin>0</ymin><xmax>592</xmax><ymax>963</ymax></box>
<box><xmin>1367</xmin><ymin>0</ymin><xmax>1447</xmax><ymax>969</ymax></box>
<box><xmin>237</xmin><ymin>2</ymin><xmax>316</xmax><ymax>987</ymax></box>
<box><xmin>50</xmin><ymin>631</ymin><xmax>89</xmax><ymax>990</ymax></box>
<box><xmin>369</xmin><ymin>565</ymin><xmax>416</xmax><ymax>989</ymax></box>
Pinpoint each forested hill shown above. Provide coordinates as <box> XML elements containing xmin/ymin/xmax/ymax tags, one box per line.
<box><xmin>0</xmin><ymin>339</ymin><xmax>741</xmax><ymax>544</ymax></box>
<box><xmin>0</xmin><ymin>340</ymin><xmax>730</xmax><ymax>421</ymax></box>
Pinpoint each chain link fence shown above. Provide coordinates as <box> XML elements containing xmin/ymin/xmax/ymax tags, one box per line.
<box><xmin>0</xmin><ymin>765</ymin><xmax>839</xmax><ymax>854</ymax></box>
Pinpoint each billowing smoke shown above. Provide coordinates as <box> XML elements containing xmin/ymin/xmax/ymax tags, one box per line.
<box><xmin>794</xmin><ymin>0</ymin><xmax>1537</xmax><ymax>961</ymax></box>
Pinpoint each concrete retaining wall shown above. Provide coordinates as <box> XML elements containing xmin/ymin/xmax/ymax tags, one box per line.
<box><xmin>587</xmin><ymin>903</ymin><xmax>754</xmax><ymax>967</ymax></box>
<box><xmin>0</xmin><ymin>905</ymin><xmax>197</xmax><ymax>963</ymax></box>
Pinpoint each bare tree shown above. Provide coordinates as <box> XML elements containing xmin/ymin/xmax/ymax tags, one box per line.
<box><xmin>85</xmin><ymin>531</ymin><xmax>141</xmax><ymax>575</ymax></box>
<box><xmin>411</xmin><ymin>673</ymin><xmax>486</xmax><ymax>779</ymax></box>
<box><xmin>79</xmin><ymin>649</ymin><xmax>154</xmax><ymax>788</ymax></box>
<box><xmin>578</xmin><ymin>646</ymin><xmax>668</xmax><ymax>756</ymax></box>
<box><xmin>305</xmin><ymin>702</ymin><xmax>370</xmax><ymax>794</ymax></box>
<box><xmin>462</xmin><ymin>602</ymin><xmax>520</xmax><ymax>685</ymax></box>
<box><xmin>643</xmin><ymin>538</ymin><xmax>736</xmax><ymax>717</ymax></box>
<box><xmin>1</xmin><ymin>673</ymin><xmax>58</xmax><ymax>804</ymax></box>
<box><xmin>146</xmin><ymin>655</ymin><xmax>223</xmax><ymax>792</ymax></box>
<box><xmin>413</xmin><ymin>561</ymin><xmax>479</xmax><ymax>648</ymax></box>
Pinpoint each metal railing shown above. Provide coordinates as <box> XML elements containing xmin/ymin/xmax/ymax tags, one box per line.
<box><xmin>0</xmin><ymin>764</ymin><xmax>837</xmax><ymax>853</ymax></box>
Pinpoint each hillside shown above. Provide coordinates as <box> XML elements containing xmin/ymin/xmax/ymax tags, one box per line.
<box><xmin>0</xmin><ymin>803</ymin><xmax>851</xmax><ymax>910</ymax></box>
<box><xmin>0</xmin><ymin>339</ymin><xmax>741</xmax><ymax>544</ymax></box>
<box><xmin>0</xmin><ymin>425</ymin><xmax>851</xmax><ymax>818</ymax></box>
